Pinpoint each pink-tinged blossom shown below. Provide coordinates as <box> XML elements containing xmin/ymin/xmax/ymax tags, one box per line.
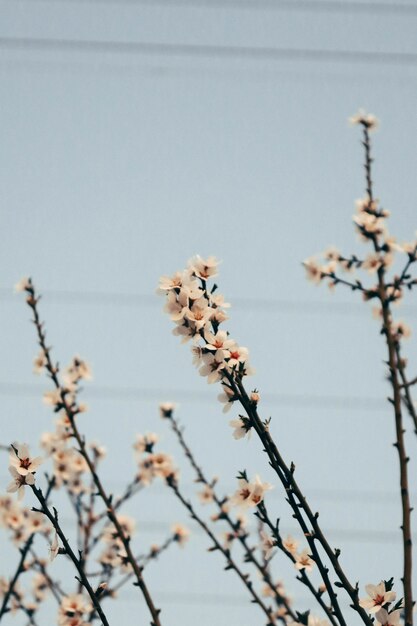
<box><xmin>159</xmin><ymin>402</ymin><xmax>176</xmax><ymax>418</ymax></box>
<box><xmin>197</xmin><ymin>485</ymin><xmax>214</xmax><ymax>504</ymax></box>
<box><xmin>172</xmin><ymin>523</ymin><xmax>190</xmax><ymax>546</ymax></box>
<box><xmin>58</xmin><ymin>593</ymin><xmax>92</xmax><ymax>625</ymax></box>
<box><xmin>204</xmin><ymin>329</ymin><xmax>234</xmax><ymax>355</ymax></box>
<box><xmin>163</xmin><ymin>290</ymin><xmax>188</xmax><ymax>322</ymax></box>
<box><xmin>226</xmin><ymin>344</ymin><xmax>249</xmax><ymax>369</ymax></box>
<box><xmin>304</xmin><ymin>257</ymin><xmax>324</xmax><ymax>284</ymax></box>
<box><xmin>391</xmin><ymin>321</ymin><xmax>411</xmax><ymax>341</ymax></box>
<box><xmin>229</xmin><ymin>418</ymin><xmax>250</xmax><ymax>440</ymax></box>
<box><xmin>64</xmin><ymin>356</ymin><xmax>92</xmax><ymax>386</ymax></box>
<box><xmin>308</xmin><ymin>616</ymin><xmax>331</xmax><ymax>626</ymax></box>
<box><xmin>359</xmin><ymin>582</ymin><xmax>396</xmax><ymax>613</ymax></box>
<box><xmin>184</xmin><ymin>299</ymin><xmax>212</xmax><ymax>331</ymax></box>
<box><xmin>133</xmin><ymin>432</ymin><xmax>159</xmax><ymax>454</ymax></box>
<box><xmin>199</xmin><ymin>354</ymin><xmax>226</xmax><ymax>384</ymax></box>
<box><xmin>49</xmin><ymin>531</ymin><xmax>60</xmax><ymax>562</ymax></box>
<box><xmin>282</xmin><ymin>535</ymin><xmax>299</xmax><ymax>555</ymax></box>
<box><xmin>158</xmin><ymin>271</ymin><xmax>185</xmax><ymax>293</ymax></box>
<box><xmin>218</xmin><ymin>385</ymin><xmax>235</xmax><ymax>413</ymax></box>
<box><xmin>231</xmin><ymin>475</ymin><xmax>272</xmax><ymax>508</ymax></box>
<box><xmin>260</xmin><ymin>530</ymin><xmax>275</xmax><ymax>561</ymax></box>
<box><xmin>294</xmin><ymin>549</ymin><xmax>314</xmax><ymax>572</ymax></box>
<box><xmin>349</xmin><ymin>110</ymin><xmax>379</xmax><ymax>131</ymax></box>
<box><xmin>9</xmin><ymin>443</ymin><xmax>43</xmax><ymax>477</ymax></box>
<box><xmin>188</xmin><ymin>255</ymin><xmax>219</xmax><ymax>280</ymax></box>
<box><xmin>375</xmin><ymin>609</ymin><xmax>401</xmax><ymax>626</ymax></box>
<box><xmin>33</xmin><ymin>351</ymin><xmax>47</xmax><ymax>375</ymax></box>
<box><xmin>14</xmin><ymin>277</ymin><xmax>31</xmax><ymax>293</ymax></box>
<box><xmin>7</xmin><ymin>467</ymin><xmax>35</xmax><ymax>500</ymax></box>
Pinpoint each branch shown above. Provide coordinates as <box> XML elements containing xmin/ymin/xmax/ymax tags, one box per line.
<box><xmin>24</xmin><ymin>283</ymin><xmax>162</xmax><ymax>626</ymax></box>
<box><xmin>166</xmin><ymin>474</ymin><xmax>277</xmax><ymax>625</ymax></box>
<box><xmin>31</xmin><ymin>484</ymin><xmax>110</xmax><ymax>626</ymax></box>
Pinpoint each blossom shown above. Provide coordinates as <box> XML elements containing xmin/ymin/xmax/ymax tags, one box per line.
<box><xmin>7</xmin><ymin>467</ymin><xmax>35</xmax><ymax>500</ymax></box>
<box><xmin>49</xmin><ymin>531</ymin><xmax>60</xmax><ymax>561</ymax></box>
<box><xmin>282</xmin><ymin>535</ymin><xmax>299</xmax><ymax>555</ymax></box>
<box><xmin>349</xmin><ymin>109</ymin><xmax>379</xmax><ymax>131</ymax></box>
<box><xmin>188</xmin><ymin>255</ymin><xmax>219</xmax><ymax>280</ymax></box>
<box><xmin>229</xmin><ymin>418</ymin><xmax>250</xmax><ymax>440</ymax></box>
<box><xmin>359</xmin><ymin>582</ymin><xmax>396</xmax><ymax>613</ymax></box>
<box><xmin>375</xmin><ymin>609</ymin><xmax>401</xmax><ymax>626</ymax></box>
<box><xmin>159</xmin><ymin>403</ymin><xmax>176</xmax><ymax>418</ymax></box>
<box><xmin>9</xmin><ymin>443</ymin><xmax>43</xmax><ymax>477</ymax></box>
<box><xmin>391</xmin><ymin>321</ymin><xmax>411</xmax><ymax>341</ymax></box>
<box><xmin>260</xmin><ymin>530</ymin><xmax>275</xmax><ymax>560</ymax></box>
<box><xmin>14</xmin><ymin>277</ymin><xmax>31</xmax><ymax>293</ymax></box>
<box><xmin>133</xmin><ymin>432</ymin><xmax>159</xmax><ymax>454</ymax></box>
<box><xmin>197</xmin><ymin>484</ymin><xmax>214</xmax><ymax>504</ymax></box>
<box><xmin>231</xmin><ymin>475</ymin><xmax>272</xmax><ymax>508</ymax></box>
<box><xmin>304</xmin><ymin>257</ymin><xmax>324</xmax><ymax>284</ymax></box>
<box><xmin>217</xmin><ymin>385</ymin><xmax>235</xmax><ymax>413</ymax></box>
<box><xmin>63</xmin><ymin>356</ymin><xmax>92</xmax><ymax>386</ymax></box>
<box><xmin>58</xmin><ymin>593</ymin><xmax>92</xmax><ymax>625</ymax></box>
<box><xmin>294</xmin><ymin>549</ymin><xmax>314</xmax><ymax>572</ymax></box>
<box><xmin>172</xmin><ymin>523</ymin><xmax>190</xmax><ymax>546</ymax></box>
<box><xmin>158</xmin><ymin>271</ymin><xmax>185</xmax><ymax>292</ymax></box>
<box><xmin>33</xmin><ymin>351</ymin><xmax>47</xmax><ymax>375</ymax></box>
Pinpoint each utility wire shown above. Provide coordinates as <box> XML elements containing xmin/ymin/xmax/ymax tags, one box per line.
<box><xmin>0</xmin><ymin>36</ymin><xmax>417</xmax><ymax>67</ymax></box>
<box><xmin>0</xmin><ymin>381</ymin><xmax>388</xmax><ymax>411</ymax></box>
<box><xmin>14</xmin><ymin>0</ymin><xmax>417</xmax><ymax>16</ymax></box>
<box><xmin>3</xmin><ymin>287</ymin><xmax>417</xmax><ymax>317</ymax></box>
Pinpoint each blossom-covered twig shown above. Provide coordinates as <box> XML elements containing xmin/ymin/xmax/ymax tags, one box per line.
<box><xmin>30</xmin><ymin>483</ymin><xmax>110</xmax><ymax>626</ymax></box>
<box><xmin>256</xmin><ymin>501</ymin><xmax>338</xmax><ymax>626</ymax></box>
<box><xmin>0</xmin><ymin>477</ymin><xmax>55</xmax><ymax>622</ymax></box>
<box><xmin>162</xmin><ymin>407</ymin><xmax>296</xmax><ymax>621</ymax></box>
<box><xmin>166</xmin><ymin>473</ymin><xmax>277</xmax><ymax>625</ymax></box>
<box><xmin>159</xmin><ymin>259</ymin><xmax>370</xmax><ymax>626</ymax></box>
<box><xmin>361</xmin><ymin>122</ymin><xmax>413</xmax><ymax>626</ymax></box>
<box><xmin>22</xmin><ymin>282</ymin><xmax>163</xmax><ymax>626</ymax></box>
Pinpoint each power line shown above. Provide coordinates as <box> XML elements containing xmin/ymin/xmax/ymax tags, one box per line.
<box><xmin>1</xmin><ymin>36</ymin><xmax>417</xmax><ymax>67</ymax></box>
<box><xmin>15</xmin><ymin>0</ymin><xmax>417</xmax><ymax>17</ymax></box>
<box><xmin>0</xmin><ymin>381</ymin><xmax>388</xmax><ymax>412</ymax></box>
<box><xmin>3</xmin><ymin>287</ymin><xmax>417</xmax><ymax>317</ymax></box>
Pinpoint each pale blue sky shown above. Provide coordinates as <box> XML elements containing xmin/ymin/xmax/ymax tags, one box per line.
<box><xmin>1</xmin><ymin>1</ymin><xmax>417</xmax><ymax>625</ymax></box>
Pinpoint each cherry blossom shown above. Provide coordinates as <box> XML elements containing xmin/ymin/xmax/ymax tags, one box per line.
<box><xmin>359</xmin><ymin>582</ymin><xmax>396</xmax><ymax>613</ymax></box>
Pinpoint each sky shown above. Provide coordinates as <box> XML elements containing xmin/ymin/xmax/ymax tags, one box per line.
<box><xmin>1</xmin><ymin>1</ymin><xmax>417</xmax><ymax>625</ymax></box>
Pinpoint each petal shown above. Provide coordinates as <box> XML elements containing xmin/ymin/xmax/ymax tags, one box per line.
<box><xmin>365</xmin><ymin>584</ymin><xmax>378</xmax><ymax>598</ymax></box>
<box><xmin>25</xmin><ymin>473</ymin><xmax>35</xmax><ymax>486</ymax></box>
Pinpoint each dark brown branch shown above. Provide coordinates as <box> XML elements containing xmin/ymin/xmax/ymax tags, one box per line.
<box><xmin>362</xmin><ymin>124</ymin><xmax>413</xmax><ymax>626</ymax></box>
<box><xmin>0</xmin><ymin>478</ymin><xmax>55</xmax><ymax>622</ymax></box>
<box><xmin>31</xmin><ymin>484</ymin><xmax>110</xmax><ymax>626</ymax></box>
<box><xmin>166</xmin><ymin>475</ymin><xmax>277</xmax><ymax>625</ymax></box>
<box><xmin>227</xmin><ymin>372</ymin><xmax>372</xmax><ymax>626</ymax></box>
<box><xmin>166</xmin><ymin>411</ymin><xmax>297</xmax><ymax>621</ymax></box>
<box><xmin>24</xmin><ymin>284</ymin><xmax>162</xmax><ymax>626</ymax></box>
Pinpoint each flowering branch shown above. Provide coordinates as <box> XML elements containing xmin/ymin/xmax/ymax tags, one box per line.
<box><xmin>361</xmin><ymin>122</ymin><xmax>413</xmax><ymax>626</ymax></box>
<box><xmin>23</xmin><ymin>282</ymin><xmax>163</xmax><ymax>626</ymax></box>
<box><xmin>162</xmin><ymin>407</ymin><xmax>296</xmax><ymax>621</ymax></box>
<box><xmin>31</xmin><ymin>483</ymin><xmax>111</xmax><ymax>626</ymax></box>
<box><xmin>255</xmin><ymin>501</ymin><xmax>338</xmax><ymax>626</ymax></box>
<box><xmin>0</xmin><ymin>477</ymin><xmax>55</xmax><ymax>623</ymax></box>
<box><xmin>166</xmin><ymin>473</ymin><xmax>277</xmax><ymax>625</ymax></box>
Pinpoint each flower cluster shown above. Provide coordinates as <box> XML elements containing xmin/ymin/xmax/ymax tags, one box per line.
<box><xmin>40</xmin><ymin>417</ymin><xmax>91</xmax><ymax>494</ymax></box>
<box><xmin>98</xmin><ymin>515</ymin><xmax>136</xmax><ymax>572</ymax></box>
<box><xmin>0</xmin><ymin>494</ymin><xmax>49</xmax><ymax>545</ymax></box>
<box><xmin>231</xmin><ymin>474</ymin><xmax>272</xmax><ymax>508</ymax></box>
<box><xmin>159</xmin><ymin>256</ymin><xmax>253</xmax><ymax>416</ymax></box>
